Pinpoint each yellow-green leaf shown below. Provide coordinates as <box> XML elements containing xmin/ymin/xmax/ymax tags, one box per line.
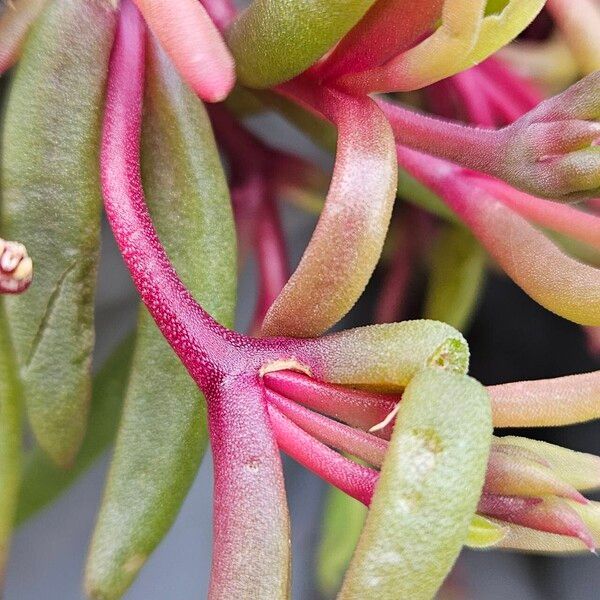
<box><xmin>338</xmin><ymin>369</ymin><xmax>492</xmax><ymax>599</ymax></box>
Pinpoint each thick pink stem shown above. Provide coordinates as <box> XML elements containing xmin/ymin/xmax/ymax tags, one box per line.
<box><xmin>318</xmin><ymin>0</ymin><xmax>443</xmax><ymax>80</ymax></box>
<box><xmin>266</xmin><ymin>389</ymin><xmax>387</xmax><ymax>467</ymax></box>
<box><xmin>380</xmin><ymin>99</ymin><xmax>504</xmax><ymax>175</ymax></box>
<box><xmin>263</xmin><ymin>370</ymin><xmax>397</xmax><ymax>438</ymax></box>
<box><xmin>268</xmin><ymin>404</ymin><xmax>378</xmax><ymax>505</ymax></box>
<box><xmin>102</xmin><ymin>0</ymin><xmax>243</xmax><ymax>390</ymax></box>
<box><xmin>208</xmin><ymin>378</ymin><xmax>291</xmax><ymax>599</ymax></box>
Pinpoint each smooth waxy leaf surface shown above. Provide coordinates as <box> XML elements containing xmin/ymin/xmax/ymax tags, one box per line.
<box><xmin>339</xmin><ymin>369</ymin><xmax>492</xmax><ymax>600</ymax></box>
<box><xmin>0</xmin><ymin>0</ymin><xmax>116</xmax><ymax>467</ymax></box>
<box><xmin>85</xmin><ymin>36</ymin><xmax>236</xmax><ymax>600</ymax></box>
<box><xmin>227</xmin><ymin>0</ymin><xmax>377</xmax><ymax>88</ymax></box>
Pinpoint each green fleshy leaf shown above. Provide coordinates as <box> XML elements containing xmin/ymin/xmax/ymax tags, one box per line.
<box><xmin>465</xmin><ymin>515</ymin><xmax>506</xmax><ymax>548</ymax></box>
<box><xmin>317</xmin><ymin>487</ymin><xmax>366</xmax><ymax>598</ymax></box>
<box><xmin>227</xmin><ymin>0</ymin><xmax>377</xmax><ymax>88</ymax></box>
<box><xmin>316</xmin><ymin>320</ymin><xmax>470</xmax><ymax>391</ymax></box>
<box><xmin>338</xmin><ymin>369</ymin><xmax>492</xmax><ymax>599</ymax></box>
<box><xmin>0</xmin><ymin>0</ymin><xmax>117</xmax><ymax>467</ymax></box>
<box><xmin>15</xmin><ymin>335</ymin><xmax>134</xmax><ymax>525</ymax></box>
<box><xmin>0</xmin><ymin>299</ymin><xmax>22</xmax><ymax>580</ymax></box>
<box><xmin>424</xmin><ymin>225</ymin><xmax>486</xmax><ymax>331</ymax></box>
<box><xmin>84</xmin><ymin>37</ymin><xmax>237</xmax><ymax>600</ymax></box>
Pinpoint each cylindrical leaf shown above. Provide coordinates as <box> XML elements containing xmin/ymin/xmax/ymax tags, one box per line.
<box><xmin>317</xmin><ymin>486</ymin><xmax>366</xmax><ymax>598</ymax></box>
<box><xmin>16</xmin><ymin>335</ymin><xmax>134</xmax><ymax>525</ymax></box>
<box><xmin>227</xmin><ymin>0</ymin><xmax>377</xmax><ymax>88</ymax></box>
<box><xmin>85</xmin><ymin>35</ymin><xmax>236</xmax><ymax>599</ymax></box>
<box><xmin>0</xmin><ymin>299</ymin><xmax>22</xmax><ymax>581</ymax></box>
<box><xmin>0</xmin><ymin>0</ymin><xmax>116</xmax><ymax>466</ymax></box>
<box><xmin>339</xmin><ymin>369</ymin><xmax>492</xmax><ymax>599</ymax></box>
<box><xmin>424</xmin><ymin>225</ymin><xmax>486</xmax><ymax>331</ymax></box>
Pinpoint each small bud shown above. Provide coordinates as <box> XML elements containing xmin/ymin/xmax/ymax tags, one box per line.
<box><xmin>0</xmin><ymin>238</ymin><xmax>33</xmax><ymax>294</ymax></box>
<box><xmin>502</xmin><ymin>71</ymin><xmax>600</xmax><ymax>200</ymax></box>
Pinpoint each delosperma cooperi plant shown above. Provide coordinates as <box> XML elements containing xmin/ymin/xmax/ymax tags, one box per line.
<box><xmin>1</xmin><ymin>0</ymin><xmax>600</xmax><ymax>598</ymax></box>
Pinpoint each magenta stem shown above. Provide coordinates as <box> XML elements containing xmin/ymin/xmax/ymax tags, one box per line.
<box><xmin>480</xmin><ymin>58</ymin><xmax>542</xmax><ymax>111</ymax></box>
<box><xmin>266</xmin><ymin>388</ymin><xmax>388</xmax><ymax>467</ymax></box>
<box><xmin>101</xmin><ymin>0</ymin><xmax>244</xmax><ymax>390</ymax></box>
<box><xmin>451</xmin><ymin>69</ymin><xmax>497</xmax><ymax>127</ymax></box>
<box><xmin>253</xmin><ymin>197</ymin><xmax>288</xmax><ymax>335</ymax></box>
<box><xmin>263</xmin><ymin>370</ymin><xmax>398</xmax><ymax>438</ymax></box>
<box><xmin>379</xmin><ymin>98</ymin><xmax>506</xmax><ymax>175</ymax></box>
<box><xmin>373</xmin><ymin>210</ymin><xmax>430</xmax><ymax>324</ymax></box>
<box><xmin>268</xmin><ymin>404</ymin><xmax>378</xmax><ymax>505</ymax></box>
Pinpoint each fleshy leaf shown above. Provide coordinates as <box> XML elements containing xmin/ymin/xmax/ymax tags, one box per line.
<box><xmin>317</xmin><ymin>488</ymin><xmax>366</xmax><ymax>598</ymax></box>
<box><xmin>457</xmin><ymin>0</ymin><xmax>546</xmax><ymax>68</ymax></box>
<box><xmin>16</xmin><ymin>335</ymin><xmax>134</xmax><ymax>525</ymax></box>
<box><xmin>494</xmin><ymin>436</ymin><xmax>600</xmax><ymax>492</ymax></box>
<box><xmin>338</xmin><ymin>369</ymin><xmax>492</xmax><ymax>599</ymax></box>
<box><xmin>305</xmin><ymin>320</ymin><xmax>469</xmax><ymax>391</ymax></box>
<box><xmin>319</xmin><ymin>0</ymin><xmax>444</xmax><ymax>80</ymax></box>
<box><xmin>0</xmin><ymin>0</ymin><xmax>116</xmax><ymax>467</ymax></box>
<box><xmin>85</xmin><ymin>34</ymin><xmax>236</xmax><ymax>599</ymax></box>
<box><xmin>132</xmin><ymin>0</ymin><xmax>234</xmax><ymax>102</ymax></box>
<box><xmin>465</xmin><ymin>515</ymin><xmax>506</xmax><ymax>548</ymax></box>
<box><xmin>489</xmin><ymin>370</ymin><xmax>600</xmax><ymax>427</ymax></box>
<box><xmin>424</xmin><ymin>224</ymin><xmax>486</xmax><ymax>331</ymax></box>
<box><xmin>262</xmin><ymin>85</ymin><xmax>397</xmax><ymax>338</ymax></box>
<box><xmin>340</xmin><ymin>0</ymin><xmax>544</xmax><ymax>93</ymax></box>
<box><xmin>339</xmin><ymin>0</ymin><xmax>487</xmax><ymax>93</ymax></box>
<box><xmin>0</xmin><ymin>299</ymin><xmax>22</xmax><ymax>582</ymax></box>
<box><xmin>396</xmin><ymin>148</ymin><xmax>600</xmax><ymax>326</ymax></box>
<box><xmin>226</xmin><ymin>0</ymin><xmax>377</xmax><ymax>88</ymax></box>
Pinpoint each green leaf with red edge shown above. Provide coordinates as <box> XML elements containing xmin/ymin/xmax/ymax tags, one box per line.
<box><xmin>262</xmin><ymin>88</ymin><xmax>397</xmax><ymax>338</ymax></box>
